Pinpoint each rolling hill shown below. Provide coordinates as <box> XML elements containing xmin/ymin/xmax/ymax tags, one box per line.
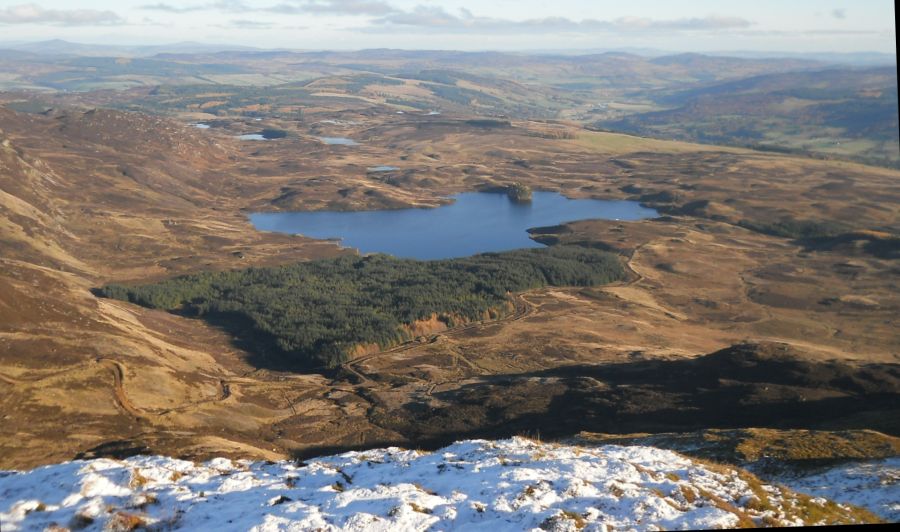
<box><xmin>599</xmin><ymin>67</ymin><xmax>900</xmax><ymax>166</ymax></box>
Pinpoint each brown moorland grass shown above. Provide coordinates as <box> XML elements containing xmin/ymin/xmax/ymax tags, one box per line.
<box><xmin>0</xmin><ymin>103</ymin><xmax>897</xmax><ymax>471</ymax></box>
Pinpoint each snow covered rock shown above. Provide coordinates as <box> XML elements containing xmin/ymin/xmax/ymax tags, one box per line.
<box><xmin>0</xmin><ymin>438</ymin><xmax>878</xmax><ymax>531</ymax></box>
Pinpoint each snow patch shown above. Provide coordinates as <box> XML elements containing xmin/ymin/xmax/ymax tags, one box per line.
<box><xmin>773</xmin><ymin>457</ymin><xmax>900</xmax><ymax>522</ymax></box>
<box><xmin>0</xmin><ymin>438</ymin><xmax>876</xmax><ymax>531</ymax></box>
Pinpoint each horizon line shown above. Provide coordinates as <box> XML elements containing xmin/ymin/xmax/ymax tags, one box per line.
<box><xmin>1</xmin><ymin>39</ymin><xmax>896</xmax><ymax>58</ymax></box>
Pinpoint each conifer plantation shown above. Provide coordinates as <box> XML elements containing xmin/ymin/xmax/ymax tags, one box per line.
<box><xmin>99</xmin><ymin>246</ymin><xmax>624</xmax><ymax>368</ymax></box>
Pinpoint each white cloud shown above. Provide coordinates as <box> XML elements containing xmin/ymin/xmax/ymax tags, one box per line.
<box><xmin>137</xmin><ymin>2</ymin><xmax>752</xmax><ymax>35</ymax></box>
<box><xmin>136</xmin><ymin>2</ymin><xmax>754</xmax><ymax>38</ymax></box>
<box><xmin>139</xmin><ymin>3</ymin><xmax>207</xmax><ymax>14</ymax></box>
<box><xmin>226</xmin><ymin>18</ymin><xmax>275</xmax><ymax>28</ymax></box>
<box><xmin>370</xmin><ymin>7</ymin><xmax>752</xmax><ymax>34</ymax></box>
<box><xmin>140</xmin><ymin>1</ymin><xmax>253</xmax><ymax>13</ymax></box>
<box><xmin>281</xmin><ymin>1</ymin><xmax>396</xmax><ymax>16</ymax></box>
<box><xmin>141</xmin><ymin>0</ymin><xmax>396</xmax><ymax>16</ymax></box>
<box><xmin>0</xmin><ymin>3</ymin><xmax>123</xmax><ymax>26</ymax></box>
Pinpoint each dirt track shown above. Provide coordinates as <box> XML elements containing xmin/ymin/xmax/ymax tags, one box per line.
<box><xmin>1</xmin><ymin>357</ymin><xmax>231</xmax><ymax>422</ymax></box>
<box><xmin>339</xmin><ymin>239</ymin><xmax>649</xmax><ymax>384</ymax></box>
<box><xmin>98</xmin><ymin>359</ymin><xmax>145</xmax><ymax>421</ymax></box>
<box><xmin>340</xmin><ymin>292</ymin><xmax>537</xmax><ymax>383</ymax></box>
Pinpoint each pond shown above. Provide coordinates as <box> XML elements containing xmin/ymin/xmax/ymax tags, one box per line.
<box><xmin>238</xmin><ymin>129</ymin><xmax>287</xmax><ymax>141</ymax></box>
<box><xmin>318</xmin><ymin>137</ymin><xmax>359</xmax><ymax>146</ymax></box>
<box><xmin>249</xmin><ymin>191</ymin><xmax>657</xmax><ymax>260</ymax></box>
<box><xmin>367</xmin><ymin>166</ymin><xmax>399</xmax><ymax>172</ymax></box>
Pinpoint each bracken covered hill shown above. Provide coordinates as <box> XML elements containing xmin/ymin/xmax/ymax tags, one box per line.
<box><xmin>0</xmin><ymin>107</ymin><xmax>339</xmax><ymax>278</ymax></box>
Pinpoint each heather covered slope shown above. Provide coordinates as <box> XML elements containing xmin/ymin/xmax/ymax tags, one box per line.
<box><xmin>2</xmin><ymin>104</ymin><xmax>899</xmax><ymax>471</ymax></box>
<box><xmin>0</xmin><ymin>438</ymin><xmax>882</xmax><ymax>531</ymax></box>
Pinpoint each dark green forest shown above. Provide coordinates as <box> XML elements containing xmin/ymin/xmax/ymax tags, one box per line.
<box><xmin>98</xmin><ymin>246</ymin><xmax>624</xmax><ymax>369</ymax></box>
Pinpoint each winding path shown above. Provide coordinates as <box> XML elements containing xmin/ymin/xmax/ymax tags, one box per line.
<box><xmin>340</xmin><ymin>292</ymin><xmax>536</xmax><ymax>383</ymax></box>
<box><xmin>1</xmin><ymin>356</ymin><xmax>230</xmax><ymax>421</ymax></box>
<box><xmin>97</xmin><ymin>358</ymin><xmax>145</xmax><ymax>421</ymax></box>
<box><xmin>0</xmin><ymin>372</ymin><xmax>21</xmax><ymax>385</ymax></box>
<box><xmin>338</xmin><ymin>245</ymin><xmax>648</xmax><ymax>385</ymax></box>
<box><xmin>1</xmin><ymin>250</ymin><xmax>646</xmax><ymax>417</ymax></box>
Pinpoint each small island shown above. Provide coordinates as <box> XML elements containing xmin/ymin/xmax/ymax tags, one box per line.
<box><xmin>507</xmin><ymin>182</ymin><xmax>533</xmax><ymax>202</ymax></box>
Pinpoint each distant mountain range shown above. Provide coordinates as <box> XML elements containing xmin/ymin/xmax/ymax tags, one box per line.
<box><xmin>0</xmin><ymin>39</ymin><xmax>265</xmax><ymax>57</ymax></box>
<box><xmin>1</xmin><ymin>40</ymin><xmax>895</xmax><ymax>66</ymax></box>
<box><xmin>0</xmin><ymin>40</ymin><xmax>895</xmax><ymax>166</ymax></box>
<box><xmin>531</xmin><ymin>47</ymin><xmax>896</xmax><ymax>66</ymax></box>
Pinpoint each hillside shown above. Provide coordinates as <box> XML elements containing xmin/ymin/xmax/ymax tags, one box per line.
<box><xmin>600</xmin><ymin>67</ymin><xmax>900</xmax><ymax>166</ymax></box>
<box><xmin>0</xmin><ymin>438</ymin><xmax>884</xmax><ymax>530</ymax></box>
<box><xmin>0</xmin><ymin>49</ymin><xmax>822</xmax><ymax>94</ymax></box>
<box><xmin>4</xmin><ymin>48</ymin><xmax>894</xmax><ymax>166</ymax></box>
<box><xmin>0</xmin><ymin>50</ymin><xmax>831</xmax><ymax>127</ymax></box>
<box><xmin>1</xmin><ymin>102</ymin><xmax>899</xmax><ymax>472</ymax></box>
<box><xmin>1</xmin><ymin>8</ymin><xmax>898</xmax><ymax>529</ymax></box>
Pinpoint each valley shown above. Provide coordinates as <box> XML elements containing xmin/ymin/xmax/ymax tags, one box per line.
<box><xmin>0</xmin><ymin>41</ymin><xmax>898</xmax><ymax>529</ymax></box>
<box><xmin>1</xmin><ymin>93</ymin><xmax>897</xmax><ymax>471</ymax></box>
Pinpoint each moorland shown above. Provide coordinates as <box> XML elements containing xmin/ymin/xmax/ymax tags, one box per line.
<box><xmin>0</xmin><ymin>46</ymin><xmax>898</xmax><ymax>478</ymax></box>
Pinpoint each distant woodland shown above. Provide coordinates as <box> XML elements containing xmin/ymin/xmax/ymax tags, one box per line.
<box><xmin>99</xmin><ymin>246</ymin><xmax>625</xmax><ymax>369</ymax></box>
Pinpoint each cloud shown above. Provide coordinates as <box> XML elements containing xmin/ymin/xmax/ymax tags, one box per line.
<box><xmin>142</xmin><ymin>0</ymin><xmax>396</xmax><ymax>16</ymax></box>
<box><xmin>224</xmin><ymin>18</ymin><xmax>274</xmax><ymax>28</ymax></box>
<box><xmin>370</xmin><ymin>7</ymin><xmax>752</xmax><ymax>34</ymax></box>
<box><xmin>274</xmin><ymin>1</ymin><xmax>396</xmax><ymax>16</ymax></box>
<box><xmin>140</xmin><ymin>1</ymin><xmax>250</xmax><ymax>13</ymax></box>
<box><xmin>215</xmin><ymin>18</ymin><xmax>309</xmax><ymax>30</ymax></box>
<box><xmin>0</xmin><ymin>3</ymin><xmax>123</xmax><ymax>26</ymax></box>
<box><xmin>621</xmin><ymin>16</ymin><xmax>753</xmax><ymax>31</ymax></box>
<box><xmin>137</xmin><ymin>2</ymin><xmax>749</xmax><ymax>34</ymax></box>
<box><xmin>803</xmin><ymin>29</ymin><xmax>878</xmax><ymax>36</ymax></box>
<box><xmin>133</xmin><ymin>3</ymin><xmax>767</xmax><ymax>37</ymax></box>
<box><xmin>832</xmin><ymin>8</ymin><xmax>847</xmax><ymax>19</ymax></box>
<box><xmin>139</xmin><ymin>3</ymin><xmax>206</xmax><ymax>13</ymax></box>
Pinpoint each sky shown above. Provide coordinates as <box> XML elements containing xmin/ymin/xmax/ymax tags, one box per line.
<box><xmin>0</xmin><ymin>0</ymin><xmax>895</xmax><ymax>53</ymax></box>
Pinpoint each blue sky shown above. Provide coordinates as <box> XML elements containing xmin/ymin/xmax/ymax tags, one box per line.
<box><xmin>0</xmin><ymin>0</ymin><xmax>895</xmax><ymax>52</ymax></box>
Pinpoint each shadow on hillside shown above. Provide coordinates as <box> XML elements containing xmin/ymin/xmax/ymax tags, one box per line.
<box><xmin>192</xmin><ymin>309</ymin><xmax>337</xmax><ymax>374</ymax></box>
<box><xmin>290</xmin><ymin>343</ymin><xmax>900</xmax><ymax>460</ymax></box>
<box><xmin>796</xmin><ymin>233</ymin><xmax>900</xmax><ymax>259</ymax></box>
<box><xmin>90</xmin><ymin>285</ymin><xmax>337</xmax><ymax>374</ymax></box>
